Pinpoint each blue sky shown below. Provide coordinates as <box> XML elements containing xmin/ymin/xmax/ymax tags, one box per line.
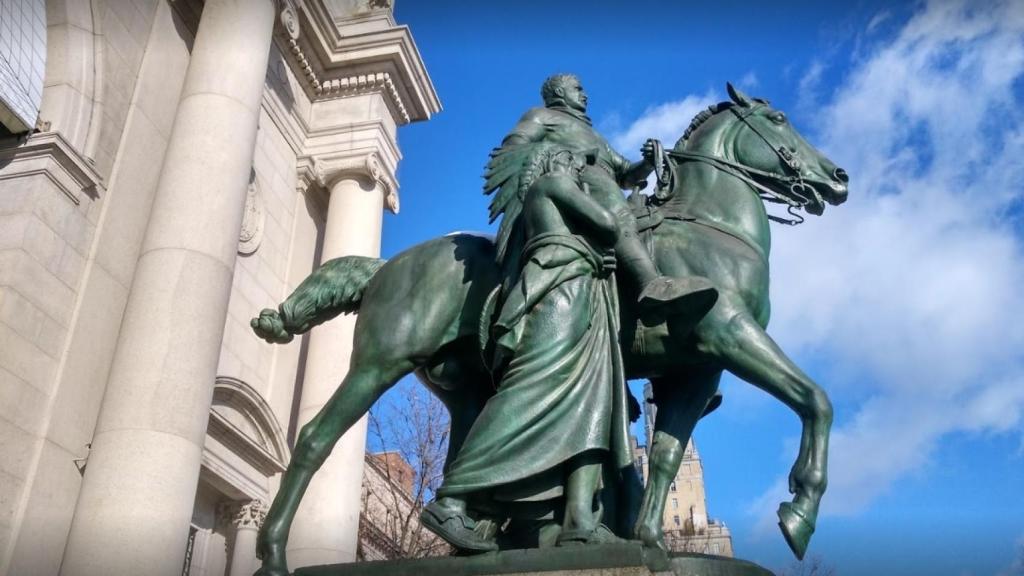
<box><xmin>370</xmin><ymin>1</ymin><xmax>1024</xmax><ymax>574</ymax></box>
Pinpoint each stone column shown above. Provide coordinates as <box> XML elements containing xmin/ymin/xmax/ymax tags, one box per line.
<box><xmin>287</xmin><ymin>152</ymin><xmax>393</xmax><ymax>568</ymax></box>
<box><xmin>219</xmin><ymin>500</ymin><xmax>267</xmax><ymax>576</ymax></box>
<box><xmin>59</xmin><ymin>2</ymin><xmax>277</xmax><ymax>576</ymax></box>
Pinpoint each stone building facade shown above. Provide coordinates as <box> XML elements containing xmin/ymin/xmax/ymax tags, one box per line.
<box><xmin>633</xmin><ymin>383</ymin><xmax>735</xmax><ymax>557</ymax></box>
<box><xmin>0</xmin><ymin>1</ymin><xmax>439</xmax><ymax>575</ymax></box>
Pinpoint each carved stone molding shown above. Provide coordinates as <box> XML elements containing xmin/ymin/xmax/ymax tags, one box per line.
<box><xmin>217</xmin><ymin>500</ymin><xmax>267</xmax><ymax>531</ymax></box>
<box><xmin>297</xmin><ymin>150</ymin><xmax>399</xmax><ymax>213</ymax></box>
<box><xmin>278</xmin><ymin>0</ymin><xmax>300</xmax><ymax>41</ymax></box>
<box><xmin>0</xmin><ymin>131</ymin><xmax>105</xmax><ymax>204</ymax></box>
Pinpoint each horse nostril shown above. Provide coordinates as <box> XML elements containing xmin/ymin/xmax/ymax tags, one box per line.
<box><xmin>833</xmin><ymin>167</ymin><xmax>849</xmax><ymax>183</ymax></box>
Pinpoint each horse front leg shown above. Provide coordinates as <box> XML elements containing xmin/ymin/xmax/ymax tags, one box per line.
<box><xmin>633</xmin><ymin>368</ymin><xmax>721</xmax><ymax>549</ymax></box>
<box><xmin>701</xmin><ymin>310</ymin><xmax>832</xmax><ymax>560</ymax></box>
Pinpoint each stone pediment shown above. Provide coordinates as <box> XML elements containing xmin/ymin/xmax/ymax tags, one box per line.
<box><xmin>203</xmin><ymin>377</ymin><xmax>290</xmax><ymax>500</ymax></box>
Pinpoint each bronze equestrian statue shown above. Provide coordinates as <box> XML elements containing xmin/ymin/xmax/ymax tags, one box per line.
<box><xmin>251</xmin><ymin>81</ymin><xmax>848</xmax><ymax>576</ymax></box>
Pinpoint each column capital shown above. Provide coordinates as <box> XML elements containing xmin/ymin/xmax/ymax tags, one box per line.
<box><xmin>297</xmin><ymin>150</ymin><xmax>399</xmax><ymax>213</ymax></box>
<box><xmin>218</xmin><ymin>500</ymin><xmax>268</xmax><ymax>531</ymax></box>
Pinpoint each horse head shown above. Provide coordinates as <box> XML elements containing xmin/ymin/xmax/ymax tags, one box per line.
<box><xmin>670</xmin><ymin>83</ymin><xmax>848</xmax><ymax>222</ymax></box>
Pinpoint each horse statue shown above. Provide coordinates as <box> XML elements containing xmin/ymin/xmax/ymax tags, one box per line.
<box><xmin>251</xmin><ymin>83</ymin><xmax>848</xmax><ymax>575</ymax></box>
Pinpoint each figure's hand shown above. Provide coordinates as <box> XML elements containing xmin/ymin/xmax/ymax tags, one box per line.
<box><xmin>251</xmin><ymin>308</ymin><xmax>294</xmax><ymax>344</ymax></box>
<box><xmin>601</xmin><ymin>249</ymin><xmax>617</xmax><ymax>272</ymax></box>
<box><xmin>641</xmin><ymin>139</ymin><xmax>660</xmax><ymax>167</ymax></box>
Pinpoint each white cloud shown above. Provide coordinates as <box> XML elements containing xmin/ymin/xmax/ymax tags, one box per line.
<box><xmin>867</xmin><ymin>10</ymin><xmax>892</xmax><ymax>34</ymax></box>
<box><xmin>740</xmin><ymin>71</ymin><xmax>760</xmax><ymax>90</ymax></box>
<box><xmin>610</xmin><ymin>91</ymin><xmax>719</xmax><ymax>156</ymax></box>
<box><xmin>759</xmin><ymin>0</ymin><xmax>1024</xmax><ymax>521</ymax></box>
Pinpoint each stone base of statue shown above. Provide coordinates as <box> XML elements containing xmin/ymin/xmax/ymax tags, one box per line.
<box><xmin>292</xmin><ymin>542</ymin><xmax>774</xmax><ymax>576</ymax></box>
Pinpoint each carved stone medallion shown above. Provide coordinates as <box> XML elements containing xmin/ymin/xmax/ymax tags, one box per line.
<box><xmin>238</xmin><ymin>175</ymin><xmax>266</xmax><ymax>255</ymax></box>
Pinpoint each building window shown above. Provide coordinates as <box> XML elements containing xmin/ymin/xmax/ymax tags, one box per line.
<box><xmin>712</xmin><ymin>543</ymin><xmax>721</xmax><ymax>554</ymax></box>
<box><xmin>686</xmin><ymin>480</ymin><xmax>693</xmax><ymax>491</ymax></box>
<box><xmin>673</xmin><ymin>515</ymin><xmax>681</xmax><ymax>527</ymax></box>
<box><xmin>670</xmin><ymin>481</ymin><xmax>676</xmax><ymax>492</ymax></box>
<box><xmin>672</xmin><ymin>498</ymin><xmax>678</xmax><ymax>509</ymax></box>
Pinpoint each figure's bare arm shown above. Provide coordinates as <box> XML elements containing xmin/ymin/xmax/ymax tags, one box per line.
<box><xmin>537</xmin><ymin>174</ymin><xmax>619</xmax><ymax>246</ymax></box>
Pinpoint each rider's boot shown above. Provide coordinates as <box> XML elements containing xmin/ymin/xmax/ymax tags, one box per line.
<box><xmin>616</xmin><ymin>231</ymin><xmax>718</xmax><ymax>323</ymax></box>
<box><xmin>420</xmin><ymin>497</ymin><xmax>498</xmax><ymax>553</ymax></box>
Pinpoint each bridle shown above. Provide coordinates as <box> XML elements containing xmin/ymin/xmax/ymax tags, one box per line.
<box><xmin>661</xmin><ymin>104</ymin><xmax>824</xmax><ymax>226</ymax></box>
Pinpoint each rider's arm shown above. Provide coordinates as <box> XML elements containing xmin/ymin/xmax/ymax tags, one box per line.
<box><xmin>536</xmin><ymin>174</ymin><xmax>619</xmax><ymax>246</ymax></box>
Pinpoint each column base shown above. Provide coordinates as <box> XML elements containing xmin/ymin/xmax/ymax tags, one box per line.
<box><xmin>292</xmin><ymin>542</ymin><xmax>774</xmax><ymax>576</ymax></box>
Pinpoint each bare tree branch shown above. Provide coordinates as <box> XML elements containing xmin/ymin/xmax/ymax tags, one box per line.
<box><xmin>360</xmin><ymin>381</ymin><xmax>451</xmax><ymax>559</ymax></box>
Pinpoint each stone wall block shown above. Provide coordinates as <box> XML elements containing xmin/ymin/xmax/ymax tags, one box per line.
<box><xmin>40</xmin><ymin>23</ymin><xmax>93</xmax><ymax>97</ymax></box>
<box><xmin>6</xmin><ymin>440</ymin><xmax>83</xmax><ymax>576</ymax></box>
<box><xmin>45</xmin><ymin>265</ymin><xmax>127</xmax><ymax>453</ymax></box>
<box><xmin>43</xmin><ymin>0</ymin><xmax>93</xmax><ymax>30</ymax></box>
<box><xmin>0</xmin><ymin>286</ymin><xmax>63</xmax><ymax>359</ymax></box>
<box><xmin>0</xmin><ymin>365</ymin><xmax>47</xmax><ymax>436</ymax></box>
<box><xmin>101</xmin><ymin>4</ymin><xmax>144</xmax><ymax>75</ymax></box>
<box><xmin>0</xmin><ymin>213</ymin><xmax>30</xmax><ymax>250</ymax></box>
<box><xmin>4</xmin><ymin>248</ymin><xmax>74</xmax><ymax>327</ymax></box>
<box><xmin>0</xmin><ymin>418</ymin><xmax>36</xmax><ymax>483</ymax></box>
<box><xmin>0</xmin><ymin>321</ymin><xmax>56</xmax><ymax>396</ymax></box>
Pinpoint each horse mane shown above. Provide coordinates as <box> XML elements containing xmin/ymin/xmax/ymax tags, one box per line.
<box><xmin>676</xmin><ymin>101</ymin><xmax>735</xmax><ymax>148</ymax></box>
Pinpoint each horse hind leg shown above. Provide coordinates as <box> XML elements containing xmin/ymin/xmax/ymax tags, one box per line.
<box><xmin>256</xmin><ymin>356</ymin><xmax>415</xmax><ymax>576</ymax></box>
<box><xmin>633</xmin><ymin>368</ymin><xmax>721</xmax><ymax>550</ymax></box>
<box><xmin>701</xmin><ymin>310</ymin><xmax>832</xmax><ymax>560</ymax></box>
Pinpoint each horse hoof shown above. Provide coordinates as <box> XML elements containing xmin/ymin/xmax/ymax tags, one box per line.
<box><xmin>633</xmin><ymin>524</ymin><xmax>667</xmax><ymax>551</ymax></box>
<box><xmin>777</xmin><ymin>502</ymin><xmax>814</xmax><ymax>560</ymax></box>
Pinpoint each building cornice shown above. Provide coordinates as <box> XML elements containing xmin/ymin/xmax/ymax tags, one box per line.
<box><xmin>273</xmin><ymin>1</ymin><xmax>440</xmax><ymax>125</ymax></box>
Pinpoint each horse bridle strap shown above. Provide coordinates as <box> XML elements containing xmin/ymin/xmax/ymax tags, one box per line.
<box><xmin>666</xmin><ymin>104</ymin><xmax>823</xmax><ymax>226</ymax></box>
<box><xmin>666</xmin><ymin>149</ymin><xmax>807</xmax><ymax>225</ymax></box>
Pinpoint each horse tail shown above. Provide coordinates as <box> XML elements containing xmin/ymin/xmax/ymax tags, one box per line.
<box><xmin>251</xmin><ymin>256</ymin><xmax>385</xmax><ymax>343</ymax></box>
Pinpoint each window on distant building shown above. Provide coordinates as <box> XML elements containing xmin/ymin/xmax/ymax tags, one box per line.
<box><xmin>673</xmin><ymin>515</ymin><xmax>681</xmax><ymax>527</ymax></box>
<box><xmin>672</xmin><ymin>498</ymin><xmax>678</xmax><ymax>509</ymax></box>
<box><xmin>712</xmin><ymin>543</ymin><xmax>721</xmax><ymax>554</ymax></box>
<box><xmin>670</xmin><ymin>481</ymin><xmax>676</xmax><ymax>492</ymax></box>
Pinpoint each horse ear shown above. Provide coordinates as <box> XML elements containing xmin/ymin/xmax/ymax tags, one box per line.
<box><xmin>727</xmin><ymin>82</ymin><xmax>754</xmax><ymax>107</ymax></box>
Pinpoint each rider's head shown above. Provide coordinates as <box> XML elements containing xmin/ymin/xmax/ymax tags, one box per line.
<box><xmin>541</xmin><ymin>74</ymin><xmax>587</xmax><ymax>113</ymax></box>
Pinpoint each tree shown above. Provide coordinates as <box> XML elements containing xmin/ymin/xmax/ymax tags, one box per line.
<box><xmin>779</xmin><ymin>555</ymin><xmax>837</xmax><ymax>576</ymax></box>
<box><xmin>361</xmin><ymin>380</ymin><xmax>452</xmax><ymax>559</ymax></box>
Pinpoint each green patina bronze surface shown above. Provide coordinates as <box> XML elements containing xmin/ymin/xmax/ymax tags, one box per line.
<box><xmin>251</xmin><ymin>78</ymin><xmax>848</xmax><ymax>576</ymax></box>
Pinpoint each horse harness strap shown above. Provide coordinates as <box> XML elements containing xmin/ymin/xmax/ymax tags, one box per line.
<box><xmin>664</xmin><ymin>103</ymin><xmax>825</xmax><ymax>226</ymax></box>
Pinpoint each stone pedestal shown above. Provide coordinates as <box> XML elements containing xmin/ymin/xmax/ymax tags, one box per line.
<box><xmin>290</xmin><ymin>543</ymin><xmax>774</xmax><ymax>576</ymax></box>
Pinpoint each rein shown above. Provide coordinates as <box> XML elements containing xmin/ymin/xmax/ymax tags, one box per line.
<box><xmin>664</xmin><ymin>105</ymin><xmax>823</xmax><ymax>226</ymax></box>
